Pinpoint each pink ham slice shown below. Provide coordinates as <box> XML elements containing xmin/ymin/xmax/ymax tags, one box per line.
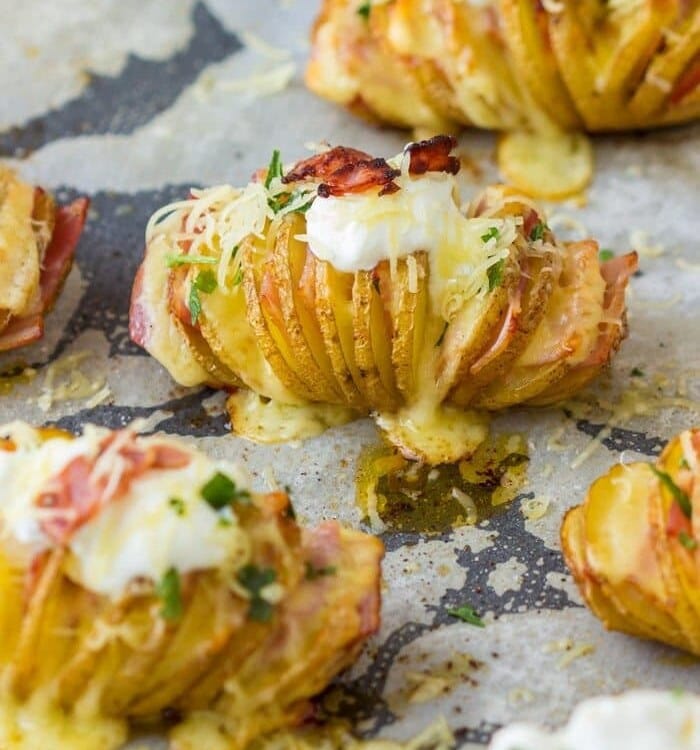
<box><xmin>0</xmin><ymin>197</ymin><xmax>89</xmax><ymax>353</ymax></box>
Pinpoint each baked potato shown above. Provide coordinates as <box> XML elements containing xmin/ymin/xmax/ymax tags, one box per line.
<box><xmin>562</xmin><ymin>428</ymin><xmax>700</xmax><ymax>655</ymax></box>
<box><xmin>0</xmin><ymin>166</ymin><xmax>88</xmax><ymax>353</ymax></box>
<box><xmin>130</xmin><ymin>137</ymin><xmax>636</xmax><ymax>463</ymax></box>
<box><xmin>0</xmin><ymin>422</ymin><xmax>383</xmax><ymax>750</ymax></box>
<box><xmin>307</xmin><ymin>0</ymin><xmax>700</xmax><ymax>133</ymax></box>
<box><xmin>490</xmin><ymin>690</ymin><xmax>700</xmax><ymax>749</ymax></box>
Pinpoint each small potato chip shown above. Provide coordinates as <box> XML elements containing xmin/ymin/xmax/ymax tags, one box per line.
<box><xmin>497</xmin><ymin>131</ymin><xmax>594</xmax><ymax>201</ymax></box>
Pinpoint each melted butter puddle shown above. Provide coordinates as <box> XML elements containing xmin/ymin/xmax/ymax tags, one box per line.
<box><xmin>356</xmin><ymin>434</ymin><xmax>529</xmax><ymax>533</ymax></box>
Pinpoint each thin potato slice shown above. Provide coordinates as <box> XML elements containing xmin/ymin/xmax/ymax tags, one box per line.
<box><xmin>497</xmin><ymin>131</ymin><xmax>593</xmax><ymax>201</ymax></box>
<box><xmin>241</xmin><ymin>236</ymin><xmax>314</xmax><ymax>402</ymax></box>
<box><xmin>314</xmin><ymin>259</ymin><xmax>368</xmax><ymax>410</ymax></box>
<box><xmin>580</xmin><ymin>463</ymin><xmax>690</xmax><ymax>650</ymax></box>
<box><xmin>352</xmin><ymin>271</ymin><xmax>400</xmax><ymax>412</ymax></box>
<box><xmin>273</xmin><ymin>215</ymin><xmax>345</xmax><ymax>404</ymax></box>
<box><xmin>168</xmin><ymin>266</ymin><xmax>242</xmax><ymax>389</ymax></box>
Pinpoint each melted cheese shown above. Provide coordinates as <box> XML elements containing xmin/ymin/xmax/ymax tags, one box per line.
<box><xmin>0</xmin><ymin>691</ymin><xmax>126</xmax><ymax>750</ymax></box>
<box><xmin>0</xmin><ymin>424</ymin><xmax>251</xmax><ymax>599</ymax></box>
<box><xmin>305</xmin><ymin>170</ymin><xmax>517</xmax><ymax>317</ymax></box>
<box><xmin>490</xmin><ymin>690</ymin><xmax>700</xmax><ymax>750</ymax></box>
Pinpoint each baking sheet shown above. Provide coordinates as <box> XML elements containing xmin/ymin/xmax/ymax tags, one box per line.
<box><xmin>2</xmin><ymin>1</ymin><xmax>700</xmax><ymax>746</ymax></box>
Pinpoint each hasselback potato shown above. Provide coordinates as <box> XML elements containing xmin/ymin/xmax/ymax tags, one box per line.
<box><xmin>130</xmin><ymin>137</ymin><xmax>637</xmax><ymax>463</ymax></box>
<box><xmin>0</xmin><ymin>166</ymin><xmax>88</xmax><ymax>352</ymax></box>
<box><xmin>0</xmin><ymin>423</ymin><xmax>382</xmax><ymax>750</ymax></box>
<box><xmin>307</xmin><ymin>0</ymin><xmax>700</xmax><ymax>133</ymax></box>
<box><xmin>562</xmin><ymin>429</ymin><xmax>700</xmax><ymax>656</ymax></box>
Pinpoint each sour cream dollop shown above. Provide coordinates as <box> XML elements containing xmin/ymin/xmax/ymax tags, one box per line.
<box><xmin>0</xmin><ymin>423</ymin><xmax>251</xmax><ymax>599</ymax></box>
<box><xmin>490</xmin><ymin>690</ymin><xmax>700</xmax><ymax>750</ymax></box>
<box><xmin>304</xmin><ymin>171</ymin><xmax>517</xmax><ymax>316</ymax></box>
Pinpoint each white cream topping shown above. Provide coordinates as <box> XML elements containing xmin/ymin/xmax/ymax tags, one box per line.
<box><xmin>490</xmin><ymin>690</ymin><xmax>700</xmax><ymax>750</ymax></box>
<box><xmin>304</xmin><ymin>170</ymin><xmax>517</xmax><ymax>320</ymax></box>
<box><xmin>0</xmin><ymin>424</ymin><xmax>251</xmax><ymax>599</ymax></box>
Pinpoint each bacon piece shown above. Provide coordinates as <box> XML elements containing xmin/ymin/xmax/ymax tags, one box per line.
<box><xmin>36</xmin><ymin>430</ymin><xmax>192</xmax><ymax>544</ymax></box>
<box><xmin>128</xmin><ymin>262</ymin><xmax>150</xmax><ymax>348</ymax></box>
<box><xmin>0</xmin><ymin>314</ymin><xmax>44</xmax><ymax>353</ymax></box>
<box><xmin>576</xmin><ymin>251</ymin><xmax>638</xmax><ymax>368</ymax></box>
<box><xmin>0</xmin><ymin>197</ymin><xmax>88</xmax><ymax>352</ymax></box>
<box><xmin>281</xmin><ymin>146</ymin><xmax>373</xmax><ymax>183</ymax></box>
<box><xmin>282</xmin><ymin>146</ymin><xmax>400</xmax><ymax>198</ymax></box>
<box><xmin>405</xmin><ymin>134</ymin><xmax>460</xmax><ymax>176</ymax></box>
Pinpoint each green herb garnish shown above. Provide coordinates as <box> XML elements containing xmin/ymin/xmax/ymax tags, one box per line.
<box><xmin>166</xmin><ymin>254</ymin><xmax>218</xmax><ymax>268</ymax></box>
<box><xmin>201</xmin><ymin>471</ymin><xmax>250</xmax><ymax>510</ymax></box>
<box><xmin>650</xmin><ymin>466</ymin><xmax>692</xmax><ymax>518</ymax></box>
<box><xmin>487</xmin><ymin>259</ymin><xmax>505</xmax><ymax>291</ymax></box>
<box><xmin>435</xmin><ymin>321</ymin><xmax>448</xmax><ymax>347</ymax></box>
<box><xmin>357</xmin><ymin>1</ymin><xmax>371</xmax><ymax>19</ymax></box>
<box><xmin>265</xmin><ymin>149</ymin><xmax>283</xmax><ymax>189</ymax></box>
<box><xmin>447</xmin><ymin>604</ymin><xmax>485</xmax><ymax>628</ymax></box>
<box><xmin>599</xmin><ymin>248</ymin><xmax>615</xmax><ymax>262</ymax></box>
<box><xmin>630</xmin><ymin>367</ymin><xmax>644</xmax><ymax>377</ymax></box>
<box><xmin>680</xmin><ymin>458</ymin><xmax>691</xmax><ymax>470</ymax></box>
<box><xmin>156</xmin><ymin>568</ymin><xmax>183</xmax><ymax>621</ymax></box>
<box><xmin>168</xmin><ymin>497</ymin><xmax>186</xmax><ymax>516</ymax></box>
<box><xmin>232</xmin><ymin>267</ymin><xmax>244</xmax><ymax>286</ymax></box>
<box><xmin>529</xmin><ymin>221</ymin><xmax>547</xmax><ymax>242</ymax></box>
<box><xmin>188</xmin><ymin>269</ymin><xmax>218</xmax><ymax>324</ymax></box>
<box><xmin>305</xmin><ymin>562</ymin><xmax>337</xmax><ymax>580</ymax></box>
<box><xmin>237</xmin><ymin>564</ymin><xmax>277</xmax><ymax>623</ymax></box>
<box><xmin>678</xmin><ymin>531</ymin><xmax>698</xmax><ymax>551</ymax></box>
<box><xmin>481</xmin><ymin>226</ymin><xmax>500</xmax><ymax>243</ymax></box>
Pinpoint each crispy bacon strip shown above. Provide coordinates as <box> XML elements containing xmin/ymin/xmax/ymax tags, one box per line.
<box><xmin>405</xmin><ymin>134</ymin><xmax>460</xmax><ymax>176</ymax></box>
<box><xmin>36</xmin><ymin>430</ymin><xmax>191</xmax><ymax>544</ymax></box>
<box><xmin>282</xmin><ymin>146</ymin><xmax>400</xmax><ymax>198</ymax></box>
<box><xmin>281</xmin><ymin>146</ymin><xmax>373</xmax><ymax>183</ymax></box>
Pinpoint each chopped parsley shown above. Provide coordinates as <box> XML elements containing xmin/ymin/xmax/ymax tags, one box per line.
<box><xmin>237</xmin><ymin>564</ymin><xmax>277</xmax><ymax>622</ymax></box>
<box><xmin>156</xmin><ymin>568</ymin><xmax>183</xmax><ymax>622</ymax></box>
<box><xmin>650</xmin><ymin>466</ymin><xmax>692</xmax><ymax>518</ymax></box>
<box><xmin>435</xmin><ymin>321</ymin><xmax>449</xmax><ymax>347</ymax></box>
<box><xmin>599</xmin><ymin>248</ymin><xmax>615</xmax><ymax>262</ymax></box>
<box><xmin>529</xmin><ymin>221</ymin><xmax>547</xmax><ymax>242</ymax></box>
<box><xmin>357</xmin><ymin>1</ymin><xmax>371</xmax><ymax>19</ymax></box>
<box><xmin>166</xmin><ymin>253</ymin><xmax>217</xmax><ymax>268</ymax></box>
<box><xmin>232</xmin><ymin>267</ymin><xmax>244</xmax><ymax>286</ymax></box>
<box><xmin>201</xmin><ymin>471</ymin><xmax>250</xmax><ymax>510</ymax></box>
<box><xmin>680</xmin><ymin>457</ymin><xmax>691</xmax><ymax>470</ymax></box>
<box><xmin>487</xmin><ymin>259</ymin><xmax>505</xmax><ymax>291</ymax></box>
<box><xmin>168</xmin><ymin>497</ymin><xmax>186</xmax><ymax>516</ymax></box>
<box><xmin>481</xmin><ymin>226</ymin><xmax>500</xmax><ymax>243</ymax></box>
<box><xmin>305</xmin><ymin>562</ymin><xmax>337</xmax><ymax>580</ymax></box>
<box><xmin>264</xmin><ymin>149</ymin><xmax>283</xmax><ymax>189</ymax></box>
<box><xmin>188</xmin><ymin>269</ymin><xmax>218</xmax><ymax>325</ymax></box>
<box><xmin>447</xmin><ymin>604</ymin><xmax>485</xmax><ymax>628</ymax></box>
<box><xmin>678</xmin><ymin>531</ymin><xmax>698</xmax><ymax>551</ymax></box>
<box><xmin>630</xmin><ymin>367</ymin><xmax>644</xmax><ymax>377</ymax></box>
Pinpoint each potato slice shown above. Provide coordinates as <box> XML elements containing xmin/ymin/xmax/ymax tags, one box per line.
<box><xmin>497</xmin><ymin>131</ymin><xmax>593</xmax><ymax>201</ymax></box>
<box><xmin>314</xmin><ymin>259</ymin><xmax>368</xmax><ymax>410</ymax></box>
<box><xmin>0</xmin><ymin>168</ymin><xmax>40</xmax><ymax>318</ymax></box>
<box><xmin>241</xmin><ymin>236</ymin><xmax>314</xmax><ymax>402</ymax></box>
<box><xmin>227</xmin><ymin>389</ymin><xmax>356</xmax><ymax>444</ymax></box>
<box><xmin>271</xmin><ymin>215</ymin><xmax>344</xmax><ymax>404</ymax></box>
<box><xmin>352</xmin><ymin>270</ymin><xmax>400</xmax><ymax>412</ymax></box>
<box><xmin>168</xmin><ymin>266</ymin><xmax>243</xmax><ymax>389</ymax></box>
<box><xmin>561</xmin><ymin>507</ymin><xmax>631</xmax><ymax>634</ymax></box>
<box><xmin>581</xmin><ymin>463</ymin><xmax>690</xmax><ymax>650</ymax></box>
<box><xmin>388</xmin><ymin>252</ymin><xmax>428</xmax><ymax>401</ymax></box>
<box><xmin>499</xmin><ymin>0</ymin><xmax>581</xmax><ymax>130</ymax></box>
